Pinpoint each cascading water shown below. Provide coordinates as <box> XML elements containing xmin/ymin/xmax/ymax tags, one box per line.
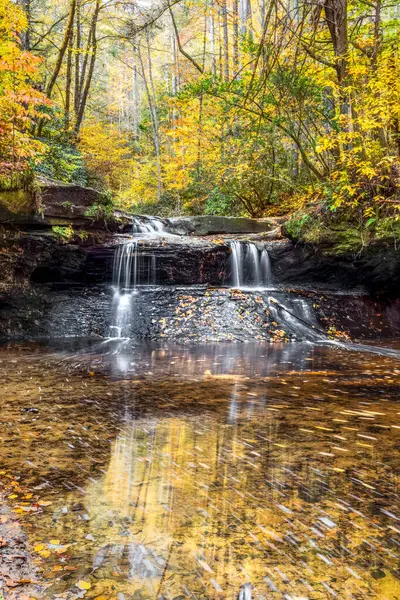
<box><xmin>107</xmin><ymin>215</ymin><xmax>331</xmax><ymax>346</ymax></box>
<box><xmin>110</xmin><ymin>242</ymin><xmax>137</xmax><ymax>339</ymax></box>
<box><xmin>109</xmin><ymin>218</ymin><xmax>163</xmax><ymax>339</ymax></box>
<box><xmin>231</xmin><ymin>241</ymin><xmax>243</xmax><ymax>288</ymax></box>
<box><xmin>268</xmin><ymin>295</ymin><xmax>326</xmax><ymax>342</ymax></box>
<box><xmin>132</xmin><ymin>216</ymin><xmax>166</xmax><ymax>235</ymax></box>
<box><xmin>260</xmin><ymin>248</ymin><xmax>271</xmax><ymax>284</ymax></box>
<box><xmin>230</xmin><ymin>241</ymin><xmax>271</xmax><ymax>288</ymax></box>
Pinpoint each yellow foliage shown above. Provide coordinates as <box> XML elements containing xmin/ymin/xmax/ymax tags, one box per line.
<box><xmin>78</xmin><ymin>121</ymin><xmax>135</xmax><ymax>193</ymax></box>
<box><xmin>0</xmin><ymin>0</ymin><xmax>49</xmax><ymax>165</ymax></box>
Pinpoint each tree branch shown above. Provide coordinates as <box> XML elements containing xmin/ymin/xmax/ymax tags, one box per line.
<box><xmin>168</xmin><ymin>4</ymin><xmax>204</xmax><ymax>73</ymax></box>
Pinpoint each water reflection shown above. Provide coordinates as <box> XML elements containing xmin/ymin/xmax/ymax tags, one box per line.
<box><xmin>0</xmin><ymin>343</ymin><xmax>399</xmax><ymax>599</ymax></box>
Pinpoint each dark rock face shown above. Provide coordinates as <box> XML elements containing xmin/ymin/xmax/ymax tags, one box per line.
<box><xmin>1</xmin><ymin>285</ymin><xmax>399</xmax><ymax>343</ymax></box>
<box><xmin>266</xmin><ymin>239</ymin><xmax>400</xmax><ymax>294</ymax></box>
<box><xmin>0</xmin><ymin>229</ymin><xmax>231</xmax><ymax>288</ymax></box>
<box><xmin>0</xmin><ymin>228</ymin><xmax>110</xmax><ymax>287</ymax></box>
<box><xmin>120</xmin><ymin>237</ymin><xmax>230</xmax><ymax>286</ymax></box>
<box><xmin>168</xmin><ymin>216</ymin><xmax>275</xmax><ymax>235</ymax></box>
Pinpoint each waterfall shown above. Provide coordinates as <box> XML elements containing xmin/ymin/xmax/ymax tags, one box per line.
<box><xmin>132</xmin><ymin>216</ymin><xmax>166</xmax><ymax>235</ymax></box>
<box><xmin>260</xmin><ymin>248</ymin><xmax>271</xmax><ymax>284</ymax></box>
<box><xmin>249</xmin><ymin>243</ymin><xmax>261</xmax><ymax>286</ymax></box>
<box><xmin>108</xmin><ymin>216</ymin><xmax>166</xmax><ymax>339</ymax></box>
<box><xmin>231</xmin><ymin>241</ymin><xmax>243</xmax><ymax>288</ymax></box>
<box><xmin>113</xmin><ymin>241</ymin><xmax>138</xmax><ymax>290</ymax></box>
<box><xmin>110</xmin><ymin>241</ymin><xmax>157</xmax><ymax>339</ymax></box>
<box><xmin>268</xmin><ymin>296</ymin><xmax>326</xmax><ymax>342</ymax></box>
<box><xmin>230</xmin><ymin>242</ymin><xmax>271</xmax><ymax>288</ymax></box>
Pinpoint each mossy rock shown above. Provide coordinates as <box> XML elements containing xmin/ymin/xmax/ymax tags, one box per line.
<box><xmin>0</xmin><ymin>189</ymin><xmax>35</xmax><ymax>215</ymax></box>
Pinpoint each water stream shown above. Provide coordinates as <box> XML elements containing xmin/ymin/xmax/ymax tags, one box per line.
<box><xmin>230</xmin><ymin>241</ymin><xmax>271</xmax><ymax>288</ymax></box>
<box><xmin>131</xmin><ymin>215</ymin><xmax>167</xmax><ymax>234</ymax></box>
<box><xmin>0</xmin><ymin>342</ymin><xmax>399</xmax><ymax>599</ymax></box>
<box><xmin>1</xmin><ymin>212</ymin><xmax>400</xmax><ymax>599</ymax></box>
<box><xmin>110</xmin><ymin>218</ymin><xmax>164</xmax><ymax>338</ymax></box>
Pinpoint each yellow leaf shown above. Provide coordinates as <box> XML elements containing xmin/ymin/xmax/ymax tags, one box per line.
<box><xmin>50</xmin><ymin>539</ymin><xmax>60</xmax><ymax>545</ymax></box>
<box><xmin>40</xmin><ymin>550</ymin><xmax>51</xmax><ymax>558</ymax></box>
<box><xmin>77</xmin><ymin>581</ymin><xmax>91</xmax><ymax>591</ymax></box>
<box><xmin>33</xmin><ymin>543</ymin><xmax>45</xmax><ymax>552</ymax></box>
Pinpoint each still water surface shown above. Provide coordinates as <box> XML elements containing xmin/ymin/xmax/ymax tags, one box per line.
<box><xmin>0</xmin><ymin>341</ymin><xmax>399</xmax><ymax>599</ymax></box>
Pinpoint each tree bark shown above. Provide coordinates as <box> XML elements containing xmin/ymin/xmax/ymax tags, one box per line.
<box><xmin>371</xmin><ymin>0</ymin><xmax>381</xmax><ymax>70</ymax></box>
<box><xmin>19</xmin><ymin>0</ymin><xmax>31</xmax><ymax>50</ymax></box>
<box><xmin>132</xmin><ymin>63</ymin><xmax>139</xmax><ymax>139</ymax></box>
<box><xmin>324</xmin><ymin>0</ymin><xmax>348</xmax><ymax>89</ymax></box>
<box><xmin>209</xmin><ymin>0</ymin><xmax>217</xmax><ymax>75</ymax></box>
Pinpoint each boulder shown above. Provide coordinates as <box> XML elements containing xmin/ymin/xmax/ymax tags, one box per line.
<box><xmin>37</xmin><ymin>177</ymin><xmax>102</xmax><ymax>219</ymax></box>
<box><xmin>168</xmin><ymin>215</ymin><xmax>275</xmax><ymax>235</ymax></box>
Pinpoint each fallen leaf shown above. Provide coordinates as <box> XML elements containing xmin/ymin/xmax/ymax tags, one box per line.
<box><xmin>77</xmin><ymin>580</ymin><xmax>91</xmax><ymax>591</ymax></box>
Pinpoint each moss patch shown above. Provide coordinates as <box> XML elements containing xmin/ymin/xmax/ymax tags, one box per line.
<box><xmin>0</xmin><ymin>190</ymin><xmax>35</xmax><ymax>215</ymax></box>
<box><xmin>285</xmin><ymin>209</ymin><xmax>400</xmax><ymax>255</ymax></box>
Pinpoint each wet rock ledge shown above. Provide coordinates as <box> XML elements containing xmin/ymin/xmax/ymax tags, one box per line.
<box><xmin>0</xmin><ymin>179</ymin><xmax>399</xmax><ymax>343</ymax></box>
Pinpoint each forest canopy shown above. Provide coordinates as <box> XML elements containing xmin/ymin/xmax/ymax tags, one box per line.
<box><xmin>0</xmin><ymin>0</ymin><xmax>399</xmax><ymax>230</ymax></box>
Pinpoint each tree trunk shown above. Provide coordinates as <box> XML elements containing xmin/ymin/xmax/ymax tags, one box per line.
<box><xmin>19</xmin><ymin>0</ymin><xmax>31</xmax><ymax>50</ymax></box>
<box><xmin>46</xmin><ymin>0</ymin><xmax>76</xmax><ymax>99</ymax></box>
<box><xmin>221</xmin><ymin>0</ymin><xmax>229</xmax><ymax>81</ymax></box>
<box><xmin>209</xmin><ymin>0</ymin><xmax>217</xmax><ymax>75</ymax></box>
<box><xmin>371</xmin><ymin>0</ymin><xmax>381</xmax><ymax>70</ymax></box>
<box><xmin>259</xmin><ymin>0</ymin><xmax>265</xmax><ymax>27</ymax></box>
<box><xmin>324</xmin><ymin>0</ymin><xmax>348</xmax><ymax>91</ymax></box>
<box><xmin>246</xmin><ymin>0</ymin><xmax>253</xmax><ymax>38</ymax></box>
<box><xmin>132</xmin><ymin>63</ymin><xmax>139</xmax><ymax>139</ymax></box>
<box><xmin>65</xmin><ymin>28</ymin><xmax>73</xmax><ymax>129</ymax></box>
<box><xmin>233</xmin><ymin>0</ymin><xmax>239</xmax><ymax>73</ymax></box>
<box><xmin>74</xmin><ymin>0</ymin><xmax>81</xmax><ymax>117</ymax></box>
<box><xmin>74</xmin><ymin>0</ymin><xmax>100</xmax><ymax>134</ymax></box>
<box><xmin>138</xmin><ymin>42</ymin><xmax>162</xmax><ymax>202</ymax></box>
<box><xmin>77</xmin><ymin>26</ymin><xmax>92</xmax><ymax>109</ymax></box>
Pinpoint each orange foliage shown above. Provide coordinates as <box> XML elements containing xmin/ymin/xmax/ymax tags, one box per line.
<box><xmin>0</xmin><ymin>0</ymin><xmax>49</xmax><ymax>167</ymax></box>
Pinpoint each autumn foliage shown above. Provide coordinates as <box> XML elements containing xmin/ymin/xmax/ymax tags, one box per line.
<box><xmin>0</xmin><ymin>0</ymin><xmax>399</xmax><ymax>230</ymax></box>
<box><xmin>0</xmin><ymin>0</ymin><xmax>49</xmax><ymax>178</ymax></box>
